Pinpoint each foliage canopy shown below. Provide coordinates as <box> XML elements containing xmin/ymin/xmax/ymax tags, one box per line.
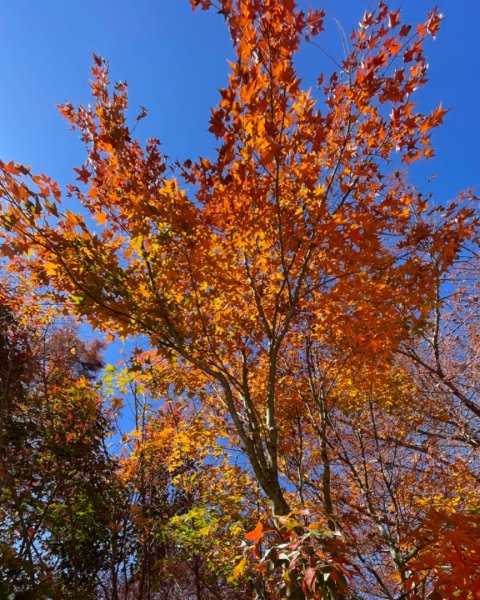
<box><xmin>0</xmin><ymin>1</ymin><xmax>479</xmax><ymax>598</ymax></box>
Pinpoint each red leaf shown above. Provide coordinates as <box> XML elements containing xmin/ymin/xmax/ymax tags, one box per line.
<box><xmin>399</xmin><ymin>24</ymin><xmax>411</xmax><ymax>38</ymax></box>
<box><xmin>426</xmin><ymin>7</ymin><xmax>443</xmax><ymax>38</ymax></box>
<box><xmin>73</xmin><ymin>166</ymin><xmax>91</xmax><ymax>184</ymax></box>
<box><xmin>388</xmin><ymin>10</ymin><xmax>400</xmax><ymax>29</ymax></box>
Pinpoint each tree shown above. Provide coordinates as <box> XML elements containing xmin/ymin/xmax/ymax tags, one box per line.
<box><xmin>111</xmin><ymin>354</ymin><xmax>258</xmax><ymax>599</ymax></box>
<box><xmin>0</xmin><ymin>280</ymin><xmax>119</xmax><ymax>599</ymax></box>
<box><xmin>0</xmin><ymin>1</ymin><xmax>478</xmax><ymax>598</ymax></box>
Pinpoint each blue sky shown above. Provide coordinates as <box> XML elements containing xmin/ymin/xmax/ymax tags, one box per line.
<box><xmin>1</xmin><ymin>0</ymin><xmax>478</xmax><ymax>203</ymax></box>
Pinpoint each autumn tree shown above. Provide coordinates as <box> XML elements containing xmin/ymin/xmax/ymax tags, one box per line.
<box><xmin>109</xmin><ymin>354</ymin><xmax>257</xmax><ymax>599</ymax></box>
<box><xmin>0</xmin><ymin>280</ymin><xmax>120</xmax><ymax>598</ymax></box>
<box><xmin>0</xmin><ymin>0</ymin><xmax>478</xmax><ymax>598</ymax></box>
<box><xmin>0</xmin><ymin>281</ymin><xmax>257</xmax><ymax>598</ymax></box>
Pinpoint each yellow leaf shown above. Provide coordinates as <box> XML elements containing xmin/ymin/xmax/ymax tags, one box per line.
<box><xmin>65</xmin><ymin>210</ymin><xmax>79</xmax><ymax>227</ymax></box>
<box><xmin>44</xmin><ymin>261</ymin><xmax>58</xmax><ymax>276</ymax></box>
<box><xmin>230</xmin><ymin>556</ymin><xmax>247</xmax><ymax>581</ymax></box>
<box><xmin>131</xmin><ymin>235</ymin><xmax>143</xmax><ymax>250</ymax></box>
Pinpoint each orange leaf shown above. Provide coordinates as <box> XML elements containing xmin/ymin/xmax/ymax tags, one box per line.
<box><xmin>94</xmin><ymin>211</ymin><xmax>108</xmax><ymax>226</ymax></box>
<box><xmin>245</xmin><ymin>521</ymin><xmax>263</xmax><ymax>544</ymax></box>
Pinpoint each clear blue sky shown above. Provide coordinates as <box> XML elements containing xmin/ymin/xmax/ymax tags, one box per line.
<box><xmin>1</xmin><ymin>0</ymin><xmax>478</xmax><ymax>203</ymax></box>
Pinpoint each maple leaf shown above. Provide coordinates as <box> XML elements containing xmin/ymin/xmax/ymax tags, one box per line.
<box><xmin>245</xmin><ymin>521</ymin><xmax>263</xmax><ymax>544</ymax></box>
<box><xmin>388</xmin><ymin>10</ymin><xmax>400</xmax><ymax>29</ymax></box>
<box><xmin>426</xmin><ymin>7</ymin><xmax>443</xmax><ymax>38</ymax></box>
<box><xmin>94</xmin><ymin>211</ymin><xmax>108</xmax><ymax>226</ymax></box>
<box><xmin>208</xmin><ymin>108</ymin><xmax>227</xmax><ymax>138</ymax></box>
<box><xmin>73</xmin><ymin>165</ymin><xmax>91</xmax><ymax>184</ymax></box>
<box><xmin>430</xmin><ymin>103</ymin><xmax>448</xmax><ymax>127</ymax></box>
